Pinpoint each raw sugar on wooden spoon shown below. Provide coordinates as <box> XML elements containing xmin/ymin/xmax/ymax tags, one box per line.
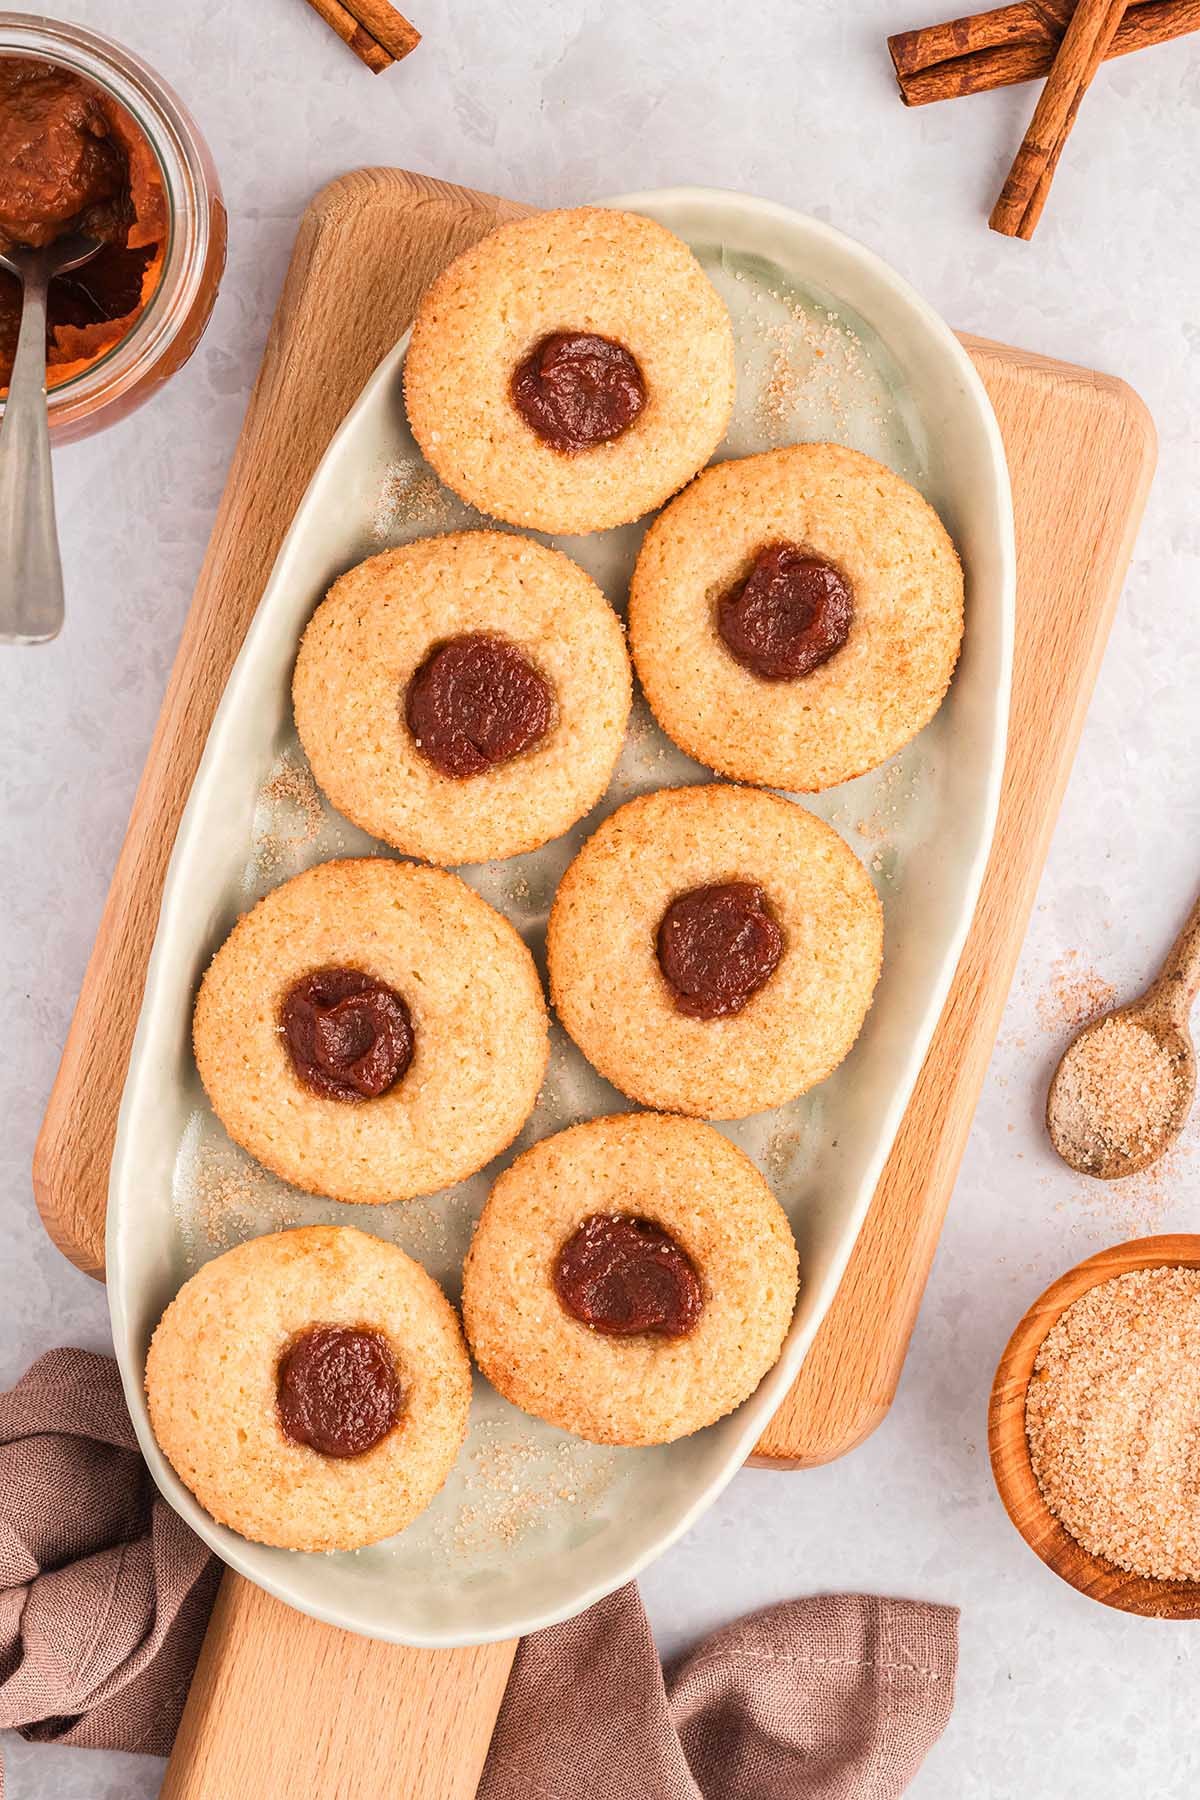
<box><xmin>1049</xmin><ymin>1013</ymin><xmax>1183</xmax><ymax>1171</ymax></box>
<box><xmin>1047</xmin><ymin>886</ymin><xmax>1200</xmax><ymax>1177</ymax></box>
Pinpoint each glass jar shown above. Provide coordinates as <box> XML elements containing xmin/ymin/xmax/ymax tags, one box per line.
<box><xmin>0</xmin><ymin>12</ymin><xmax>226</xmax><ymax>442</ymax></box>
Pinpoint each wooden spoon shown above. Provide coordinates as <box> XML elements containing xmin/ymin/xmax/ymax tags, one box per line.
<box><xmin>988</xmin><ymin>1233</ymin><xmax>1200</xmax><ymax>1618</ymax></box>
<box><xmin>1046</xmin><ymin>890</ymin><xmax>1200</xmax><ymax>1178</ymax></box>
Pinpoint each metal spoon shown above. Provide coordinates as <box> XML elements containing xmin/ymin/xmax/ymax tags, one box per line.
<box><xmin>0</xmin><ymin>231</ymin><xmax>101</xmax><ymax>644</ymax></box>
<box><xmin>1046</xmin><ymin>888</ymin><xmax>1200</xmax><ymax>1179</ymax></box>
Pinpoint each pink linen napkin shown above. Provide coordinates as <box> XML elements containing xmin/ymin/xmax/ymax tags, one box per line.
<box><xmin>0</xmin><ymin>1350</ymin><xmax>957</xmax><ymax>1797</ymax></box>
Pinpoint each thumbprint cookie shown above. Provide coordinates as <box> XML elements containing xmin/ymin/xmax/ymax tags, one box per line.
<box><xmin>193</xmin><ymin>858</ymin><xmax>548</xmax><ymax>1204</ymax></box>
<box><xmin>403</xmin><ymin>208</ymin><xmax>735</xmax><ymax>535</ymax></box>
<box><xmin>146</xmin><ymin>1226</ymin><xmax>471</xmax><ymax>1551</ymax></box>
<box><xmin>628</xmin><ymin>443</ymin><xmax>964</xmax><ymax>791</ymax></box>
<box><xmin>547</xmin><ymin>784</ymin><xmax>882</xmax><ymax>1119</ymax></box>
<box><xmin>293</xmin><ymin>533</ymin><xmax>631</xmax><ymax>866</ymax></box>
<box><xmin>461</xmin><ymin>1113</ymin><xmax>799</xmax><ymax>1446</ymax></box>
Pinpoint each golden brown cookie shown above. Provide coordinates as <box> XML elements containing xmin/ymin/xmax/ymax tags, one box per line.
<box><xmin>403</xmin><ymin>208</ymin><xmax>735</xmax><ymax>535</ymax></box>
<box><xmin>628</xmin><ymin>444</ymin><xmax>964</xmax><ymax>791</ymax></box>
<box><xmin>293</xmin><ymin>533</ymin><xmax>631</xmax><ymax>867</ymax></box>
<box><xmin>194</xmin><ymin>858</ymin><xmax>548</xmax><ymax>1204</ymax></box>
<box><xmin>146</xmin><ymin>1226</ymin><xmax>472</xmax><ymax>1552</ymax></box>
<box><xmin>547</xmin><ymin>785</ymin><xmax>882</xmax><ymax>1119</ymax></box>
<box><xmin>462</xmin><ymin>1114</ymin><xmax>799</xmax><ymax>1446</ymax></box>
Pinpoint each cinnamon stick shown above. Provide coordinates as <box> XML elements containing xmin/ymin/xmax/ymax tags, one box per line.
<box><xmin>304</xmin><ymin>0</ymin><xmax>393</xmax><ymax>70</ymax></box>
<box><xmin>990</xmin><ymin>0</ymin><xmax>1130</xmax><ymax>238</ymax></box>
<box><xmin>889</xmin><ymin>0</ymin><xmax>1200</xmax><ymax>105</ymax></box>
<box><xmin>302</xmin><ymin>0</ymin><xmax>420</xmax><ymax>72</ymax></box>
<box><xmin>348</xmin><ymin>0</ymin><xmax>421</xmax><ymax>60</ymax></box>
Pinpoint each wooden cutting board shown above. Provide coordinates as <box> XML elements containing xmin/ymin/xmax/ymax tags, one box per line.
<box><xmin>32</xmin><ymin>170</ymin><xmax>1154</xmax><ymax>1797</ymax></box>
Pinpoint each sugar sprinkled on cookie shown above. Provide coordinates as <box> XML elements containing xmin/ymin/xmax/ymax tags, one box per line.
<box><xmin>462</xmin><ymin>1114</ymin><xmax>799</xmax><ymax>1446</ymax></box>
<box><xmin>629</xmin><ymin>443</ymin><xmax>963</xmax><ymax>791</ymax></box>
<box><xmin>146</xmin><ymin>1226</ymin><xmax>472</xmax><ymax>1552</ymax></box>
<box><xmin>193</xmin><ymin>858</ymin><xmax>548</xmax><ymax>1205</ymax></box>
<box><xmin>404</xmin><ymin>208</ymin><xmax>735</xmax><ymax>535</ymax></box>
<box><xmin>548</xmin><ymin>784</ymin><xmax>883</xmax><ymax>1120</ymax></box>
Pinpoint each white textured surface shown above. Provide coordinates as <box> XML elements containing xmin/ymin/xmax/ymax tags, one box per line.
<box><xmin>0</xmin><ymin>1</ymin><xmax>1197</xmax><ymax>1794</ymax></box>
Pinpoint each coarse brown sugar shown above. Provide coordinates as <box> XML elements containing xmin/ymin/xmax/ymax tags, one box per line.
<box><xmin>183</xmin><ymin>1146</ymin><xmax>298</xmax><ymax>1253</ymax></box>
<box><xmin>1036</xmin><ymin>950</ymin><xmax>1116</xmax><ymax>1035</ymax></box>
<box><xmin>854</xmin><ymin>761</ymin><xmax>908</xmax><ymax>841</ymax></box>
<box><xmin>1025</xmin><ymin>1265</ymin><xmax>1200</xmax><ymax>1580</ymax></box>
<box><xmin>371</xmin><ymin>456</ymin><xmax>456</xmax><ymax>541</ymax></box>
<box><xmin>431</xmin><ymin>1426</ymin><xmax>616</xmax><ymax>1559</ymax></box>
<box><xmin>756</xmin><ymin>301</ymin><xmax>868</xmax><ymax>440</ymax></box>
<box><xmin>764</xmin><ymin>1115</ymin><xmax>806</xmax><ymax>1183</ymax></box>
<box><xmin>1061</xmin><ymin>1111</ymin><xmax>1198</xmax><ymax>1237</ymax></box>
<box><xmin>1050</xmin><ymin>1014</ymin><xmax>1182</xmax><ymax>1171</ymax></box>
<box><xmin>254</xmin><ymin>754</ymin><xmax>324</xmax><ymax>875</ymax></box>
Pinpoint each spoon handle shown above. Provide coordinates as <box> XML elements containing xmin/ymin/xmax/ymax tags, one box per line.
<box><xmin>1147</xmin><ymin>888</ymin><xmax>1200</xmax><ymax>1026</ymax></box>
<box><xmin>0</xmin><ymin>268</ymin><xmax>64</xmax><ymax>644</ymax></box>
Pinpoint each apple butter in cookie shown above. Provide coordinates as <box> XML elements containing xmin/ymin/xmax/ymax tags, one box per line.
<box><xmin>553</xmin><ymin>1214</ymin><xmax>704</xmax><ymax>1338</ymax></box>
<box><xmin>404</xmin><ymin>208</ymin><xmax>734</xmax><ymax>534</ymax></box>
<box><xmin>280</xmin><ymin>968</ymin><xmax>414</xmax><ymax>1100</ymax></box>
<box><xmin>276</xmin><ymin>1324</ymin><xmax>401</xmax><ymax>1458</ymax></box>
<box><xmin>462</xmin><ymin>1113</ymin><xmax>799</xmax><ymax>1447</ymax></box>
<box><xmin>629</xmin><ymin>444</ymin><xmax>964</xmax><ymax>791</ymax></box>
<box><xmin>548</xmin><ymin>784</ymin><xmax>882</xmax><ymax>1120</ymax></box>
<box><xmin>656</xmin><ymin>880</ymin><xmax>784</xmax><ymax>1020</ymax></box>
<box><xmin>146</xmin><ymin>1227</ymin><xmax>471</xmax><ymax>1551</ymax></box>
<box><xmin>404</xmin><ymin>631</ymin><xmax>554</xmax><ymax>781</ymax></box>
<box><xmin>716</xmin><ymin>544</ymin><xmax>853</xmax><ymax>682</ymax></box>
<box><xmin>294</xmin><ymin>534</ymin><xmax>630</xmax><ymax>866</ymax></box>
<box><xmin>510</xmin><ymin>331</ymin><xmax>646</xmax><ymax>453</ymax></box>
<box><xmin>193</xmin><ymin>858</ymin><xmax>547</xmax><ymax>1205</ymax></box>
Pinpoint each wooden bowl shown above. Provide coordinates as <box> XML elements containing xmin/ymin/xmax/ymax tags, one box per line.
<box><xmin>988</xmin><ymin>1233</ymin><xmax>1200</xmax><ymax>1618</ymax></box>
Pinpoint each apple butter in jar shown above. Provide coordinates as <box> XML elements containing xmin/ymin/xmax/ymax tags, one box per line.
<box><xmin>0</xmin><ymin>14</ymin><xmax>225</xmax><ymax>441</ymax></box>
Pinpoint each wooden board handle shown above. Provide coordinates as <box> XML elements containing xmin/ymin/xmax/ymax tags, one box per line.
<box><xmin>162</xmin><ymin>1573</ymin><xmax>515</xmax><ymax>1799</ymax></box>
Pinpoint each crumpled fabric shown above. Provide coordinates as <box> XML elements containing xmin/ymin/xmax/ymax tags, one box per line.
<box><xmin>478</xmin><ymin>1581</ymin><xmax>958</xmax><ymax>1800</ymax></box>
<box><xmin>0</xmin><ymin>1349</ymin><xmax>219</xmax><ymax>1797</ymax></box>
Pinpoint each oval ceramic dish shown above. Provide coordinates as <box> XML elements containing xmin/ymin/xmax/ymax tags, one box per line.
<box><xmin>108</xmin><ymin>187</ymin><xmax>1015</xmax><ymax>1647</ymax></box>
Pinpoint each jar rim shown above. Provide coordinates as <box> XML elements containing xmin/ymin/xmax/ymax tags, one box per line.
<box><xmin>0</xmin><ymin>14</ymin><xmax>223</xmax><ymax>428</ymax></box>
